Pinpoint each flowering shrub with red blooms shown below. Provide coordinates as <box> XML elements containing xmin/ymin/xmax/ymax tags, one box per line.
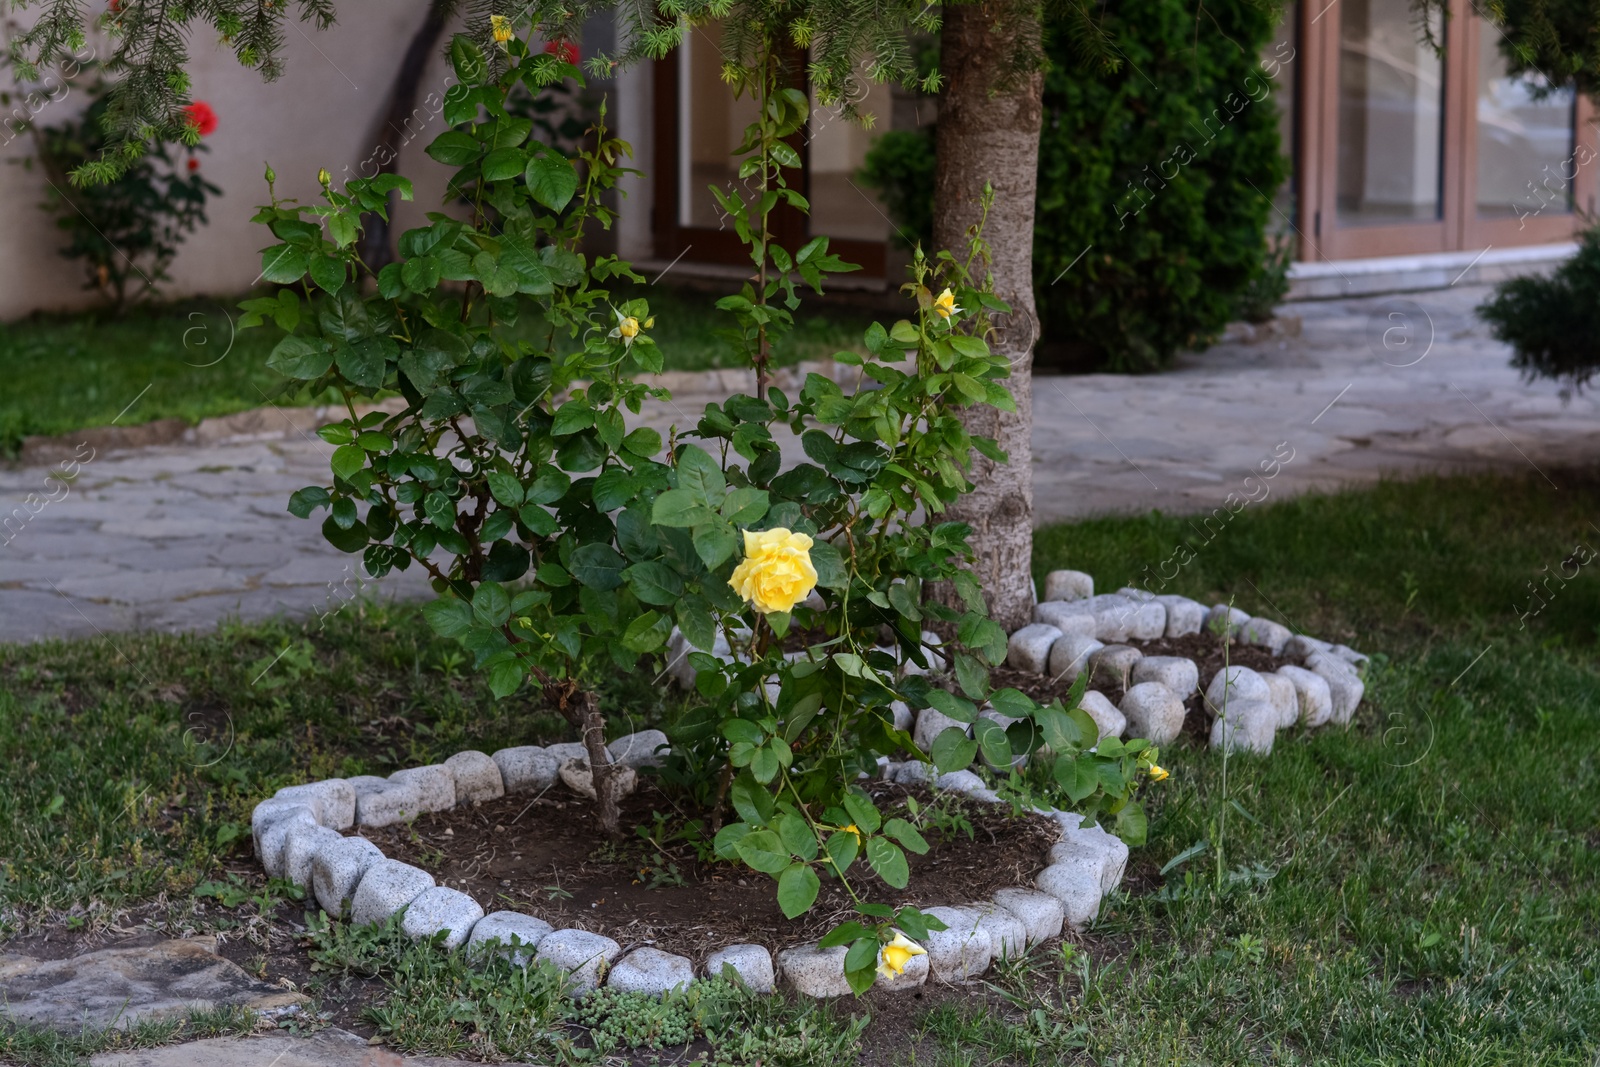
<box><xmin>543</xmin><ymin>39</ymin><xmax>579</xmax><ymax>64</ymax></box>
<box><xmin>183</xmin><ymin>100</ymin><xmax>218</xmax><ymax>137</ymax></box>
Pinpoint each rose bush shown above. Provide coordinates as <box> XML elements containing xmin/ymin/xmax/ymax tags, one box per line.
<box><xmin>246</xmin><ymin>15</ymin><xmax>1163</xmax><ymax>993</ymax></box>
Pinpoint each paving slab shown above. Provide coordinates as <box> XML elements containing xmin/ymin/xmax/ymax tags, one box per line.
<box><xmin>87</xmin><ymin>1026</ymin><xmax>513</xmax><ymax>1066</ymax></box>
<box><xmin>0</xmin><ymin>937</ymin><xmax>306</xmax><ymax>1030</ymax></box>
<box><xmin>2</xmin><ymin>284</ymin><xmax>1594</xmax><ymax>642</ymax></box>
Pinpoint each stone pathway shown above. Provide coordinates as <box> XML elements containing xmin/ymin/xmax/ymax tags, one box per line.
<box><xmin>2</xmin><ymin>284</ymin><xmax>1594</xmax><ymax>644</ymax></box>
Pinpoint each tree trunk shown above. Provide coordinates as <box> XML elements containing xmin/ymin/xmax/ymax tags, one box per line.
<box><xmin>357</xmin><ymin>0</ymin><xmax>452</xmax><ymax>269</ymax></box>
<box><xmin>932</xmin><ymin>2</ymin><xmax>1044</xmax><ymax>632</ymax></box>
<box><xmin>572</xmin><ymin>688</ymin><xmax>626</xmax><ymax>840</ymax></box>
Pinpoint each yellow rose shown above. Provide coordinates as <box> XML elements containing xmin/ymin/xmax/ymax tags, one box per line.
<box><xmin>618</xmin><ymin>316</ymin><xmax>640</xmax><ymax>339</ymax></box>
<box><xmin>933</xmin><ymin>287</ymin><xmax>959</xmax><ymax>321</ymax></box>
<box><xmin>727</xmin><ymin>528</ymin><xmax>818</xmax><ymax>614</ymax></box>
<box><xmin>1147</xmin><ymin>763</ymin><xmax>1170</xmax><ymax>782</ymax></box>
<box><xmin>490</xmin><ymin>15</ymin><xmax>514</xmax><ymax>43</ymax></box>
<box><xmin>876</xmin><ymin>931</ymin><xmax>927</xmax><ymax>979</ymax></box>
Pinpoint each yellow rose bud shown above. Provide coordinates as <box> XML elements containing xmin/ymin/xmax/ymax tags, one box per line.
<box><xmin>727</xmin><ymin>527</ymin><xmax>818</xmax><ymax>615</ymax></box>
<box><xmin>619</xmin><ymin>316</ymin><xmax>640</xmax><ymax>339</ymax></box>
<box><xmin>1147</xmin><ymin>763</ymin><xmax>1170</xmax><ymax>782</ymax></box>
<box><xmin>644</xmin><ymin>316</ymin><xmax>655</xmax><ymax>329</ymax></box>
<box><xmin>876</xmin><ymin>931</ymin><xmax>927</xmax><ymax>980</ymax></box>
<box><xmin>317</xmin><ymin>167</ymin><xmax>331</xmax><ymax>187</ymax></box>
<box><xmin>933</xmin><ymin>287</ymin><xmax>959</xmax><ymax>321</ymax></box>
<box><xmin>490</xmin><ymin>14</ymin><xmax>514</xmax><ymax>43</ymax></box>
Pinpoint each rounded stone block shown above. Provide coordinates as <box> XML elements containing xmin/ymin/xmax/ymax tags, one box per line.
<box><xmin>1284</xmin><ymin>634</ymin><xmax>1333</xmax><ymax>660</ymax></box>
<box><xmin>914</xmin><ymin>706</ymin><xmax>971</xmax><ymax>756</ymax></box>
<box><xmin>1240</xmin><ymin>617</ymin><xmax>1293</xmax><ymax>655</ymax></box>
<box><xmin>1077</xmin><ymin>690</ymin><xmax>1127</xmax><ymax>743</ymax></box>
<box><xmin>1088</xmin><ymin>644</ymin><xmax>1142</xmax><ymax>693</ymax></box>
<box><xmin>543</xmin><ymin>741</ymin><xmax>590</xmax><ymax>765</ymax></box>
<box><xmin>1204</xmin><ymin>666</ymin><xmax>1271</xmax><ymax>716</ymax></box>
<box><xmin>401</xmin><ymin>886</ymin><xmax>485</xmax><ymax>950</ymax></box>
<box><xmin>1007</xmin><ymin>624</ymin><xmax>1064</xmax><ymax>674</ymax></box>
<box><xmin>1032</xmin><ymin>601</ymin><xmax>1098</xmax><ymax>636</ymax></box>
<box><xmin>1120</xmin><ymin>682</ymin><xmax>1187</xmax><ymax>746</ymax></box>
<box><xmin>991</xmin><ymin>887</ymin><xmax>1065</xmax><ymax>945</ymax></box>
<box><xmin>1047</xmin><ymin>633</ymin><xmax>1103</xmax><ymax>683</ymax></box>
<box><xmin>888</xmin><ymin>700</ymin><xmax>913</xmax><ymax>732</ymax></box>
<box><xmin>933</xmin><ymin>769</ymin><xmax>988</xmax><ymax>796</ymax></box>
<box><xmin>607</xmin><ymin>947</ymin><xmax>695</xmax><ymax>996</ymax></box>
<box><xmin>1043</xmin><ymin>569</ymin><xmax>1094</xmax><ymax>603</ymax></box>
<box><xmin>311</xmin><ymin>835</ymin><xmax>384</xmax><ymax>917</ymax></box>
<box><xmin>443</xmin><ymin>750</ymin><xmax>505</xmax><ymax>805</ymax></box>
<box><xmin>777</xmin><ymin>943</ymin><xmax>852</xmax><ymax>998</ymax></box>
<box><xmin>1275</xmin><ymin>664</ymin><xmax>1334</xmax><ymax>728</ymax></box>
<box><xmin>1131</xmin><ymin>656</ymin><xmax>1200</xmax><ymax>698</ymax></box>
<box><xmin>467</xmin><ymin>911</ymin><xmax>554</xmax><ymax>967</ymax></box>
<box><xmin>257</xmin><ymin>807</ymin><xmax>317</xmax><ymax>880</ymax></box>
<box><xmin>706</xmin><ymin>943</ymin><xmax>775</xmax><ymax>992</ymax></box>
<box><xmin>352</xmin><ymin>777</ymin><xmax>422</xmax><ymax>829</ymax></box>
<box><xmin>965</xmin><ymin>902</ymin><xmax>1028</xmax><ymax>959</ymax></box>
<box><xmin>1049</xmin><ymin>821</ymin><xmax>1130</xmax><ymax>894</ymax></box>
<box><xmin>1210</xmin><ymin>699</ymin><xmax>1279</xmax><ymax>755</ymax></box>
<box><xmin>492</xmin><ymin>746</ymin><xmax>561</xmax><ymax>794</ymax></box>
<box><xmin>608</xmin><ymin>729</ymin><xmax>670</xmax><ymax>769</ymax></box>
<box><xmin>1205</xmin><ymin>604</ymin><xmax>1251</xmax><ymax>637</ymax></box>
<box><xmin>538</xmin><ymin>929</ymin><xmax>623</xmax><ymax>996</ymax></box>
<box><xmin>1089</xmin><ymin>594</ymin><xmax>1135</xmax><ymax>643</ymax></box>
<box><xmin>1330</xmin><ymin>644</ymin><xmax>1369</xmax><ymax>671</ymax></box>
<box><xmin>252</xmin><ymin>798</ymin><xmax>314</xmax><ymax>863</ymax></box>
<box><xmin>388</xmin><ymin>765</ymin><xmax>455</xmax><ymax>813</ymax></box>
<box><xmin>558</xmin><ymin>759</ymin><xmax>638</xmax><ymax>801</ymax></box>
<box><xmin>350</xmin><ymin>859</ymin><xmax>436</xmax><ymax>928</ymax></box>
<box><xmin>1261</xmin><ymin>672</ymin><xmax>1300</xmax><ymax>729</ymax></box>
<box><xmin>273</xmin><ymin>779</ymin><xmax>357</xmax><ymax>831</ymax></box>
<box><xmin>920</xmin><ymin>906</ymin><xmax>992</xmax><ymax>981</ymax></box>
<box><xmin>1156</xmin><ymin>595</ymin><xmax>1207</xmax><ymax>638</ymax></box>
<box><xmin>1036</xmin><ymin>863</ymin><xmax>1104</xmax><ymax>929</ymax></box>
<box><xmin>282</xmin><ymin>823</ymin><xmax>342</xmax><ymax>889</ymax></box>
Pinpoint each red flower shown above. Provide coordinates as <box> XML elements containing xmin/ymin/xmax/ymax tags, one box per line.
<box><xmin>183</xmin><ymin>100</ymin><xmax>218</xmax><ymax>137</ymax></box>
<box><xmin>186</xmin><ymin>158</ymin><xmax>200</xmax><ymax>172</ymax></box>
<box><xmin>544</xmin><ymin>39</ymin><xmax>579</xmax><ymax>65</ymax></box>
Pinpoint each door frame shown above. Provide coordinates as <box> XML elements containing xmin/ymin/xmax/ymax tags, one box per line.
<box><xmin>1296</xmin><ymin>0</ymin><xmax>1597</xmax><ymax>262</ymax></box>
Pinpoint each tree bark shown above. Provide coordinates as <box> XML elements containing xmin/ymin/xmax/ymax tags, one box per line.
<box><xmin>932</xmin><ymin>2</ymin><xmax>1044</xmax><ymax>632</ymax></box>
<box><xmin>553</xmin><ymin>684</ymin><xmax>626</xmax><ymax>840</ymax></box>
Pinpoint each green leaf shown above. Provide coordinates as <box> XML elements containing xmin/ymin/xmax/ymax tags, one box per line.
<box><xmin>808</xmin><ymin>540</ymin><xmax>848</xmax><ymax>590</ymax></box>
<box><xmin>693</xmin><ymin>521</ymin><xmax>739</xmax><ymax>570</ymax></box>
<box><xmin>844</xmin><ymin>939</ymin><xmax>879</xmax><ymax>994</ymax></box>
<box><xmin>524</xmin><ymin>467</ymin><xmax>571</xmax><ymax>505</ymax></box>
<box><xmin>487</xmin><ymin>657</ymin><xmax>525</xmax><ymax>698</ymax></box>
<box><xmin>1115</xmin><ymin>801</ymin><xmax>1148</xmax><ymax>846</ymax></box>
<box><xmin>472</xmin><ymin>582</ymin><xmax>511</xmax><ymax>628</ymax></box>
<box><xmin>973</xmin><ymin>716</ymin><xmax>1013</xmax><ymax>768</ymax></box>
<box><xmin>729</xmin><ymin>773</ymin><xmax>775</xmax><ymax>827</ymax></box>
<box><xmin>267</xmin><ymin>335</ymin><xmax>332</xmax><ymax>380</ymax></box>
<box><xmin>676</xmin><ymin>594</ymin><xmax>717</xmax><ymax>651</ymax></box>
<box><xmin>486</xmin><ymin>472</ymin><xmax>524</xmax><ymax>508</ymax></box>
<box><xmin>308</xmin><ymin>254</ymin><xmax>347</xmax><ymax>295</ymax></box>
<box><xmin>720</xmin><ymin>486</ymin><xmax>770</xmax><ymax>526</ymax></box>
<box><xmin>734</xmin><ymin>830</ymin><xmax>790</xmax><ymax>875</ymax></box>
<box><xmin>551</xmin><ymin>402</ymin><xmax>594</xmax><ymax>437</ymax></box>
<box><xmin>954</xmin><ymin>653</ymin><xmax>989</xmax><ymax>701</ymax></box>
<box><xmin>569</xmin><ymin>543</ymin><xmax>627</xmax><ymax>590</ymax></box>
<box><xmin>652</xmin><ymin>489</ymin><xmax>716</xmax><ymax>528</ymax></box>
<box><xmin>526</xmin><ymin>153</ymin><xmax>578</xmax><ymax>211</ymax></box>
<box><xmin>925</xmin><ymin>688</ymin><xmax>977</xmax><ymax>723</ymax></box>
<box><xmin>675</xmin><ymin>445</ymin><xmax>727</xmax><ymax>506</ymax></box>
<box><xmin>591</xmin><ymin>468</ymin><xmax>637</xmax><ymax>512</ymax></box>
<box><xmin>330</xmin><ymin>444</ymin><xmax>366</xmax><ymax>481</ymax></box>
<box><xmin>335</xmin><ymin>337</ymin><xmax>394</xmax><ymax>391</ymax></box>
<box><xmin>481</xmin><ymin>146</ymin><xmax>526</xmax><ymax>181</ymax></box>
<box><xmin>824</xmin><ymin>829</ymin><xmax>859</xmax><ymax>873</ymax></box>
<box><xmin>882</xmin><ymin>818</ymin><xmax>929</xmax><ymax>855</ymax></box>
<box><xmin>427</xmin><ymin>130</ymin><xmax>482</xmax><ymax>167</ymax></box>
<box><xmin>622</xmin><ymin>610</ymin><xmax>671</xmax><ymax>652</ymax></box>
<box><xmin>320</xmin><ymin>515</ymin><xmax>367</xmax><ymax>553</ymax></box>
<box><xmin>259</xmin><ymin>244</ymin><xmax>308</xmax><ymax>284</ymax></box>
<box><xmin>841</xmin><ymin>791</ymin><xmax>882</xmax><ymax>833</ymax></box>
<box><xmin>627</xmin><ymin>562</ymin><xmax>684</xmax><ymax>606</ymax></box>
<box><xmin>1054</xmin><ymin>754</ymin><xmax>1101</xmax><ymax>802</ymax></box>
<box><xmin>287</xmin><ymin>486</ymin><xmax>330</xmax><ymax>518</ymax></box>
<box><xmin>622</xmin><ymin>427</ymin><xmax>662</xmax><ymax>458</ymax></box>
<box><xmin>776</xmin><ymin>813</ymin><xmax>819</xmax><ymax>861</ymax></box>
<box><xmin>866</xmin><ymin>837</ymin><xmax>910</xmax><ymax>889</ymax></box>
<box><xmin>401</xmin><ymin>255</ymin><xmax>442</xmax><ymax>293</ymax></box>
<box><xmin>448</xmin><ymin>34</ymin><xmax>486</xmax><ymax>83</ymax></box>
<box><xmin>750</xmin><ymin>745</ymin><xmax>781</xmax><ymax>784</ymax></box>
<box><xmin>776</xmin><ymin>864</ymin><xmax>820</xmax><ymax>919</ymax></box>
<box><xmin>421</xmin><ymin>597</ymin><xmax>473</xmax><ymax>639</ymax></box>
<box><xmin>930</xmin><ymin>727</ymin><xmax>977</xmax><ymax>772</ymax></box>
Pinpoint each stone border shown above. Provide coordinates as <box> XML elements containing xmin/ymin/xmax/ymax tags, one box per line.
<box><xmin>14</xmin><ymin>360</ymin><xmax>851</xmax><ymax>467</ymax></box>
<box><xmin>250</xmin><ymin>730</ymin><xmax>1122</xmax><ymax>1000</ymax></box>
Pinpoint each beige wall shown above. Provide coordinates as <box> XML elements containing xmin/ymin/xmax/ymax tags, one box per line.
<box><xmin>0</xmin><ymin>0</ymin><xmax>466</xmax><ymax>321</ymax></box>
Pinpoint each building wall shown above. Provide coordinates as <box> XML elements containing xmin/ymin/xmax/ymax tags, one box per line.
<box><xmin>0</xmin><ymin>0</ymin><xmax>461</xmax><ymax>322</ymax></box>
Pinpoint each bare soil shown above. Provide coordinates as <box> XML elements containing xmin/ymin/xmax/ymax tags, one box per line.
<box><xmin>363</xmin><ymin>782</ymin><xmax>1058</xmax><ymax>967</ymax></box>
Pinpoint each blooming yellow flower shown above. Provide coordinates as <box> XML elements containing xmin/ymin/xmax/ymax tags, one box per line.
<box><xmin>837</xmin><ymin>823</ymin><xmax>861</xmax><ymax>842</ymax></box>
<box><xmin>876</xmin><ymin>931</ymin><xmax>927</xmax><ymax>979</ymax></box>
<box><xmin>1147</xmin><ymin>763</ymin><xmax>1170</xmax><ymax>782</ymax></box>
<box><xmin>933</xmin><ymin>287</ymin><xmax>960</xmax><ymax>321</ymax></box>
<box><xmin>490</xmin><ymin>15</ymin><xmax>514</xmax><ymax>43</ymax></box>
<box><xmin>727</xmin><ymin>528</ymin><xmax>818</xmax><ymax>614</ymax></box>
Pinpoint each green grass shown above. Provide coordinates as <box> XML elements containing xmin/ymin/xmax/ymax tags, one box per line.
<box><xmin>1</xmin><ymin>469</ymin><xmax>1596</xmax><ymax>1064</ymax></box>
<box><xmin>0</xmin><ymin>1007</ymin><xmax>257</xmax><ymax>1067</ymax></box>
<box><xmin>0</xmin><ymin>285</ymin><xmax>878</xmax><ymax>453</ymax></box>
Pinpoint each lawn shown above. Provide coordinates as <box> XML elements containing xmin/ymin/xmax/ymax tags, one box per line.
<box><xmin>0</xmin><ymin>284</ymin><xmax>878</xmax><ymax>455</ymax></box>
<box><xmin>0</xmin><ymin>469</ymin><xmax>1596</xmax><ymax>1064</ymax></box>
